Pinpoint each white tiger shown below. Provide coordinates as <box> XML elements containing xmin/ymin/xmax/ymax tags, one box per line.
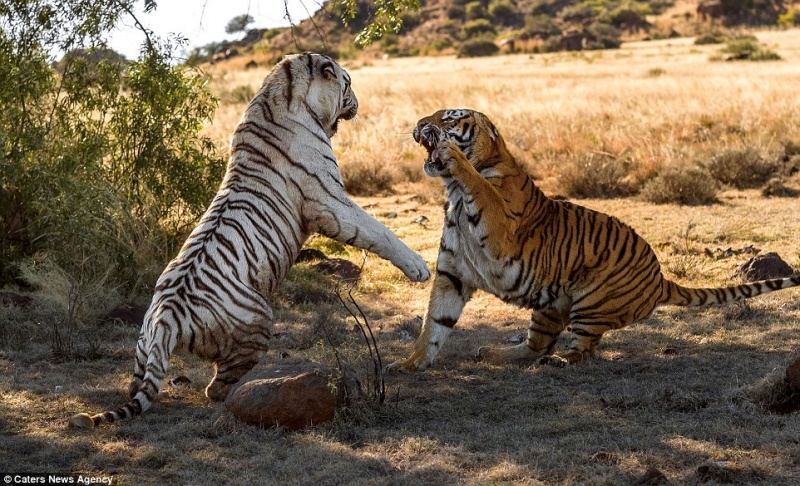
<box><xmin>70</xmin><ymin>52</ymin><xmax>430</xmax><ymax>428</ymax></box>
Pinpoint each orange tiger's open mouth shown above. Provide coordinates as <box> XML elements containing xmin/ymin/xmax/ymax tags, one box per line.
<box><xmin>414</xmin><ymin>124</ymin><xmax>448</xmax><ymax>176</ymax></box>
<box><xmin>414</xmin><ymin>123</ymin><xmax>440</xmax><ymax>164</ymax></box>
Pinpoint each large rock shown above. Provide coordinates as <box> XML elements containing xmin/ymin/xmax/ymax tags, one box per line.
<box><xmin>736</xmin><ymin>252</ymin><xmax>795</xmax><ymax>281</ymax></box>
<box><xmin>225</xmin><ymin>364</ymin><xmax>357</xmax><ymax>431</ymax></box>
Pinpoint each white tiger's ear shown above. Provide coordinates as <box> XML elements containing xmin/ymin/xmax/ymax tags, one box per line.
<box><xmin>321</xmin><ymin>61</ymin><xmax>337</xmax><ymax>80</ymax></box>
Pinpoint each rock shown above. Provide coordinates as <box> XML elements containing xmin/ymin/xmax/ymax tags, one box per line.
<box><xmin>635</xmin><ymin>467</ymin><xmax>668</xmax><ymax>485</ymax></box>
<box><xmin>0</xmin><ymin>291</ymin><xmax>32</xmax><ymax>308</ymax></box>
<box><xmin>736</xmin><ymin>252</ymin><xmax>795</xmax><ymax>281</ymax></box>
<box><xmin>100</xmin><ymin>302</ymin><xmax>148</xmax><ymax>326</ymax></box>
<box><xmin>312</xmin><ymin>258</ymin><xmax>361</xmax><ymax>283</ymax></box>
<box><xmin>225</xmin><ymin>364</ymin><xmax>358</xmax><ymax>431</ymax></box>
<box><xmin>285</xmin><ymin>289</ymin><xmax>334</xmax><ymax>305</ymax></box>
<box><xmin>295</xmin><ymin>248</ymin><xmax>327</xmax><ymax>262</ymax></box>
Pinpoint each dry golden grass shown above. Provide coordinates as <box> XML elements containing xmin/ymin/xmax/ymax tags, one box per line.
<box><xmin>2</xmin><ymin>30</ymin><xmax>800</xmax><ymax>484</ymax></box>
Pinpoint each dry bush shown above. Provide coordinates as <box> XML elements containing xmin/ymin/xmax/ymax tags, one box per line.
<box><xmin>340</xmin><ymin>160</ymin><xmax>397</xmax><ymax>196</ymax></box>
<box><xmin>640</xmin><ymin>166</ymin><xmax>719</xmax><ymax>205</ymax></box>
<box><xmin>220</xmin><ymin>84</ymin><xmax>256</xmax><ymax>104</ymax></box>
<box><xmin>557</xmin><ymin>154</ymin><xmax>639</xmax><ymax>198</ymax></box>
<box><xmin>704</xmin><ymin>147</ymin><xmax>780</xmax><ymax>189</ymax></box>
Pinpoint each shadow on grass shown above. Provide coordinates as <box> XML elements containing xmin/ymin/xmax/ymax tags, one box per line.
<box><xmin>1</xmin><ymin>292</ymin><xmax>798</xmax><ymax>484</ymax></box>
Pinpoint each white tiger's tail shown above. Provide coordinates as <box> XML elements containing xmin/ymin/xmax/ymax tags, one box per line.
<box><xmin>660</xmin><ymin>275</ymin><xmax>800</xmax><ymax>307</ymax></box>
<box><xmin>69</xmin><ymin>319</ymin><xmax>172</xmax><ymax>429</ymax></box>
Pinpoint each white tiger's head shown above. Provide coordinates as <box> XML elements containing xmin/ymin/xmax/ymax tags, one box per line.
<box><xmin>413</xmin><ymin>109</ymin><xmax>506</xmax><ymax>175</ymax></box>
<box><xmin>265</xmin><ymin>52</ymin><xmax>358</xmax><ymax>139</ymax></box>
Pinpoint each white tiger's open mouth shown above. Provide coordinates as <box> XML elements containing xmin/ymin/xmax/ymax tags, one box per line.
<box><xmin>331</xmin><ymin>104</ymin><xmax>357</xmax><ymax>136</ymax></box>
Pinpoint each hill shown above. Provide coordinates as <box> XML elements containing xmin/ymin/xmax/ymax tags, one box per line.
<box><xmin>195</xmin><ymin>0</ymin><xmax>797</xmax><ymax>64</ymax></box>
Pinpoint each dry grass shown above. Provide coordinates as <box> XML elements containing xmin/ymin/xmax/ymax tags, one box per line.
<box><xmin>3</xmin><ymin>30</ymin><xmax>800</xmax><ymax>484</ymax></box>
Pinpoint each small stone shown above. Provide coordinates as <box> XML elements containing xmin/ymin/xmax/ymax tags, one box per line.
<box><xmin>312</xmin><ymin>258</ymin><xmax>361</xmax><ymax>283</ymax></box>
<box><xmin>295</xmin><ymin>248</ymin><xmax>328</xmax><ymax>262</ymax></box>
<box><xmin>635</xmin><ymin>467</ymin><xmax>668</xmax><ymax>485</ymax></box>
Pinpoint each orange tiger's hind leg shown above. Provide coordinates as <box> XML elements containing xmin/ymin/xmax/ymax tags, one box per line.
<box><xmin>478</xmin><ymin>308</ymin><xmax>566</xmax><ymax>366</ymax></box>
<box><xmin>539</xmin><ymin>321</ymin><xmax>610</xmax><ymax>367</ymax></box>
<box><xmin>205</xmin><ymin>317</ymin><xmax>271</xmax><ymax>401</ymax></box>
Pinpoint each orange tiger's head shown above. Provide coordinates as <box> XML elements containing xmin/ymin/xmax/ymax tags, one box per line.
<box><xmin>414</xmin><ymin>109</ymin><xmax>508</xmax><ymax>176</ymax></box>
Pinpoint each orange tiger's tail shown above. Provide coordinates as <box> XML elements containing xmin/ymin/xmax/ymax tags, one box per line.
<box><xmin>659</xmin><ymin>275</ymin><xmax>800</xmax><ymax>307</ymax></box>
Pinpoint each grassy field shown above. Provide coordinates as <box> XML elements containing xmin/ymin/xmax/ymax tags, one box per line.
<box><xmin>2</xmin><ymin>31</ymin><xmax>800</xmax><ymax>484</ymax></box>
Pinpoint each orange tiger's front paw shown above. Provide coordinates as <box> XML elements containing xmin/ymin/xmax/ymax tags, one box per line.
<box><xmin>424</xmin><ymin>141</ymin><xmax>458</xmax><ymax>177</ymax></box>
<box><xmin>385</xmin><ymin>353</ymin><xmax>431</xmax><ymax>374</ymax></box>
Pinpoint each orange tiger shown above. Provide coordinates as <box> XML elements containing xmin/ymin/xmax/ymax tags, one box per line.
<box><xmin>388</xmin><ymin>108</ymin><xmax>799</xmax><ymax>372</ymax></box>
<box><xmin>69</xmin><ymin>53</ymin><xmax>430</xmax><ymax>428</ymax></box>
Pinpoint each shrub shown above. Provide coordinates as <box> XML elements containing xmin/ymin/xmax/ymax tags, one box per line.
<box><xmin>761</xmin><ymin>178</ymin><xmax>799</xmax><ymax>198</ymax></box>
<box><xmin>465</xmin><ymin>1</ymin><xmax>488</xmax><ymax>20</ymax></box>
<box><xmin>461</xmin><ymin>18</ymin><xmax>497</xmax><ymax>39</ymax></box>
<box><xmin>488</xmin><ymin>0</ymin><xmax>521</xmax><ymax>27</ymax></box>
<box><xmin>457</xmin><ymin>39</ymin><xmax>500</xmax><ymax>58</ymax></box>
<box><xmin>524</xmin><ymin>15</ymin><xmax>561</xmax><ymax>39</ymax></box>
<box><xmin>694</xmin><ymin>30</ymin><xmax>727</xmax><ymax>45</ymax></box>
<box><xmin>719</xmin><ymin>38</ymin><xmax>781</xmax><ymax>61</ymax></box>
<box><xmin>640</xmin><ymin>166</ymin><xmax>719</xmax><ymax>205</ymax></box>
<box><xmin>0</xmin><ymin>1</ymin><xmax>224</xmax><ymax>290</ymax></box>
<box><xmin>447</xmin><ymin>5</ymin><xmax>466</xmax><ymax>20</ymax></box>
<box><xmin>777</xmin><ymin>9</ymin><xmax>799</xmax><ymax>28</ymax></box>
<box><xmin>558</xmin><ymin>155</ymin><xmax>639</xmax><ymax>199</ymax></box>
<box><xmin>585</xmin><ymin>22</ymin><xmax>622</xmax><ymax>50</ymax></box>
<box><xmin>704</xmin><ymin>148</ymin><xmax>780</xmax><ymax>189</ymax></box>
<box><xmin>341</xmin><ymin>160</ymin><xmax>396</xmax><ymax>196</ymax></box>
<box><xmin>221</xmin><ymin>84</ymin><xmax>256</xmax><ymax>104</ymax></box>
<box><xmin>561</xmin><ymin>4</ymin><xmax>602</xmax><ymax>23</ymax></box>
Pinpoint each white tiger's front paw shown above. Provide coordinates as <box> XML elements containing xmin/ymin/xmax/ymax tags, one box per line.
<box><xmin>397</xmin><ymin>252</ymin><xmax>431</xmax><ymax>282</ymax></box>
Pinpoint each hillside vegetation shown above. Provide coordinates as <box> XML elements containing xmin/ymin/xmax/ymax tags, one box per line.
<box><xmin>197</xmin><ymin>0</ymin><xmax>799</xmax><ymax>63</ymax></box>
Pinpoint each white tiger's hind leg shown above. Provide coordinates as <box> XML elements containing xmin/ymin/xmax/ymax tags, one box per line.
<box><xmin>128</xmin><ymin>329</ymin><xmax>148</xmax><ymax>398</ymax></box>
<box><xmin>205</xmin><ymin>316</ymin><xmax>272</xmax><ymax>401</ymax></box>
<box><xmin>478</xmin><ymin>308</ymin><xmax>566</xmax><ymax>366</ymax></box>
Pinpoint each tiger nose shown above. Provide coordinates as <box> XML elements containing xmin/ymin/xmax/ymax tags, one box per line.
<box><xmin>413</xmin><ymin>124</ymin><xmax>422</xmax><ymax>143</ymax></box>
